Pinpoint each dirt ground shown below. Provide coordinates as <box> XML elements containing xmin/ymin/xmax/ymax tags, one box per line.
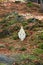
<box><xmin>0</xmin><ymin>2</ymin><xmax>43</xmax><ymax>16</ymax></box>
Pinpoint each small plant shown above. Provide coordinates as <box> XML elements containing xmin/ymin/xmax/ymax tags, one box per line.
<box><xmin>8</xmin><ymin>19</ymin><xmax>16</xmax><ymax>25</ymax></box>
<box><xmin>27</xmin><ymin>2</ymin><xmax>33</xmax><ymax>7</ymax></box>
<box><xmin>26</xmin><ymin>32</ymin><xmax>30</xmax><ymax>37</ymax></box>
<box><xmin>38</xmin><ymin>43</ymin><xmax>43</xmax><ymax>49</ymax></box>
<box><xmin>38</xmin><ymin>33</ymin><xmax>43</xmax><ymax>40</ymax></box>
<box><xmin>8</xmin><ymin>45</ymin><xmax>15</xmax><ymax>51</ymax></box>
<box><xmin>24</xmin><ymin>25</ymin><xmax>29</xmax><ymax>30</ymax></box>
<box><xmin>27</xmin><ymin>18</ymin><xmax>38</xmax><ymax>23</ymax></box>
<box><xmin>20</xmin><ymin>47</ymin><xmax>27</xmax><ymax>51</ymax></box>
<box><xmin>13</xmin><ymin>26</ymin><xmax>20</xmax><ymax>31</ymax></box>
<box><xmin>0</xmin><ymin>30</ymin><xmax>10</xmax><ymax>38</ymax></box>
<box><xmin>22</xmin><ymin>22</ymin><xmax>28</xmax><ymax>26</ymax></box>
<box><xmin>16</xmin><ymin>15</ymin><xmax>25</xmax><ymax>22</ymax></box>
<box><xmin>10</xmin><ymin>25</ymin><xmax>20</xmax><ymax>33</ymax></box>
<box><xmin>13</xmin><ymin>32</ymin><xmax>18</xmax><ymax>40</ymax></box>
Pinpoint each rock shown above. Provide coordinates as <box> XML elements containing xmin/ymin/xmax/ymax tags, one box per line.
<box><xmin>0</xmin><ymin>54</ymin><xmax>14</xmax><ymax>65</ymax></box>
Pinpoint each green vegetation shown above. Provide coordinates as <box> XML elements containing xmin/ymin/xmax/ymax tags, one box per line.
<box><xmin>27</xmin><ymin>18</ymin><xmax>40</xmax><ymax>23</ymax></box>
<box><xmin>22</xmin><ymin>21</ymin><xmax>28</xmax><ymax>26</ymax></box>
<box><xmin>38</xmin><ymin>32</ymin><xmax>43</xmax><ymax>40</ymax></box>
<box><xmin>27</xmin><ymin>1</ymin><xmax>33</xmax><ymax>7</ymax></box>
<box><xmin>22</xmin><ymin>62</ymin><xmax>35</xmax><ymax>65</ymax></box>
<box><xmin>20</xmin><ymin>47</ymin><xmax>27</xmax><ymax>51</ymax></box>
<box><xmin>13</xmin><ymin>25</ymin><xmax>20</xmax><ymax>31</ymax></box>
<box><xmin>33</xmin><ymin>48</ymin><xmax>43</xmax><ymax>55</ymax></box>
<box><xmin>12</xmin><ymin>53</ymin><xmax>41</xmax><ymax>65</ymax></box>
<box><xmin>0</xmin><ymin>29</ymin><xmax>11</xmax><ymax>38</ymax></box>
<box><xmin>13</xmin><ymin>32</ymin><xmax>18</xmax><ymax>40</ymax></box>
<box><xmin>0</xmin><ymin>8</ymin><xmax>43</xmax><ymax>65</ymax></box>
<box><xmin>0</xmin><ymin>44</ymin><xmax>6</xmax><ymax>48</ymax></box>
<box><xmin>8</xmin><ymin>45</ymin><xmax>15</xmax><ymax>51</ymax></box>
<box><xmin>0</xmin><ymin>63</ymin><xmax>6</xmax><ymax>65</ymax></box>
<box><xmin>15</xmin><ymin>1</ymin><xmax>21</xmax><ymax>3</ymax></box>
<box><xmin>38</xmin><ymin>43</ymin><xmax>43</xmax><ymax>49</ymax></box>
<box><xmin>26</xmin><ymin>32</ymin><xmax>30</xmax><ymax>37</ymax></box>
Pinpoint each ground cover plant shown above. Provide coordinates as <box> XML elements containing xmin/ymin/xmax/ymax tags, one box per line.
<box><xmin>0</xmin><ymin>12</ymin><xmax>43</xmax><ymax>65</ymax></box>
<box><xmin>0</xmin><ymin>63</ymin><xmax>6</xmax><ymax>65</ymax></box>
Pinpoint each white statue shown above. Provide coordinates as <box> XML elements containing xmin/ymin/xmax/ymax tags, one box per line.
<box><xmin>18</xmin><ymin>26</ymin><xmax>26</xmax><ymax>41</ymax></box>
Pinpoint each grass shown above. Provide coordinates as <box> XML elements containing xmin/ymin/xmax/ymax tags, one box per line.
<box><xmin>18</xmin><ymin>54</ymin><xmax>38</xmax><ymax>61</ymax></box>
<box><xmin>33</xmin><ymin>48</ymin><xmax>43</xmax><ymax>55</ymax></box>
<box><xmin>8</xmin><ymin>20</ymin><xmax>16</xmax><ymax>25</ymax></box>
<box><xmin>22</xmin><ymin>62</ymin><xmax>35</xmax><ymax>65</ymax></box>
<box><xmin>0</xmin><ymin>63</ymin><xmax>6</xmax><ymax>65</ymax></box>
